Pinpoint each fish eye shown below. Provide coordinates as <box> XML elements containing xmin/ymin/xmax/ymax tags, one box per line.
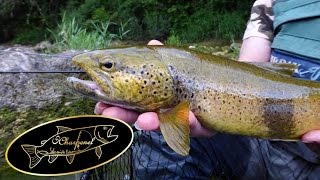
<box><xmin>100</xmin><ymin>60</ymin><xmax>116</xmax><ymax>71</ymax></box>
<box><xmin>104</xmin><ymin>62</ymin><xmax>113</xmax><ymax>69</ymax></box>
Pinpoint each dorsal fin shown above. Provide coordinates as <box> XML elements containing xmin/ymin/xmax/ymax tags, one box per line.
<box><xmin>56</xmin><ymin>126</ymin><xmax>72</xmax><ymax>133</ymax></box>
<box><xmin>249</xmin><ymin>62</ymin><xmax>298</xmax><ymax>76</ymax></box>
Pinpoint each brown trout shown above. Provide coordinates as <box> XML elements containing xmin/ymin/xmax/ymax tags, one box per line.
<box><xmin>67</xmin><ymin>46</ymin><xmax>320</xmax><ymax>156</ymax></box>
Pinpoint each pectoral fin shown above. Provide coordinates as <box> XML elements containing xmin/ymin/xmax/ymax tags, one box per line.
<box><xmin>157</xmin><ymin>101</ymin><xmax>190</xmax><ymax>156</ymax></box>
<box><xmin>66</xmin><ymin>155</ymin><xmax>75</xmax><ymax>164</ymax></box>
<box><xmin>249</xmin><ymin>62</ymin><xmax>297</xmax><ymax>76</ymax></box>
<box><xmin>95</xmin><ymin>146</ymin><xmax>102</xmax><ymax>159</ymax></box>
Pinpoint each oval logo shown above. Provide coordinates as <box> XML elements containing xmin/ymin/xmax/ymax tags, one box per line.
<box><xmin>5</xmin><ymin>115</ymin><xmax>134</xmax><ymax>176</ymax></box>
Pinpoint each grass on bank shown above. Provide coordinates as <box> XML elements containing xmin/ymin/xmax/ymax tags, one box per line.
<box><xmin>48</xmin><ymin>14</ymin><xmax>131</xmax><ymax>51</ymax></box>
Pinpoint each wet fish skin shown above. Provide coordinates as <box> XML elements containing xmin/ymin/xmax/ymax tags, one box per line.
<box><xmin>68</xmin><ymin>46</ymin><xmax>320</xmax><ymax>156</ymax></box>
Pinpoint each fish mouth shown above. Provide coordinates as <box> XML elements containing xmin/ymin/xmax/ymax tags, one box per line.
<box><xmin>67</xmin><ymin>76</ymin><xmax>142</xmax><ymax>111</ymax></box>
<box><xmin>67</xmin><ymin>77</ymin><xmax>108</xmax><ymax>100</ymax></box>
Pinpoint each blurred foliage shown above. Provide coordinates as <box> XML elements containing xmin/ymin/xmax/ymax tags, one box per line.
<box><xmin>0</xmin><ymin>0</ymin><xmax>254</xmax><ymax>44</ymax></box>
<box><xmin>166</xmin><ymin>33</ymin><xmax>182</xmax><ymax>46</ymax></box>
<box><xmin>47</xmin><ymin>14</ymin><xmax>130</xmax><ymax>51</ymax></box>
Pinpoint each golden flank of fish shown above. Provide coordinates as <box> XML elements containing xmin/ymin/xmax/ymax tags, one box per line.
<box><xmin>67</xmin><ymin>46</ymin><xmax>320</xmax><ymax>156</ymax></box>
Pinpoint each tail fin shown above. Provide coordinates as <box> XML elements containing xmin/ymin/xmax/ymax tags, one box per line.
<box><xmin>21</xmin><ymin>144</ymin><xmax>43</xmax><ymax>169</ymax></box>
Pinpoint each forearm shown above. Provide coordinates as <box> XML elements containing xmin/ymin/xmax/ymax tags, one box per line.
<box><xmin>238</xmin><ymin>37</ymin><xmax>272</xmax><ymax>62</ymax></box>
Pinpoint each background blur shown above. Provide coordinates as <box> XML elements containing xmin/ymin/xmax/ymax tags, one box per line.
<box><xmin>0</xmin><ymin>0</ymin><xmax>253</xmax><ymax>48</ymax></box>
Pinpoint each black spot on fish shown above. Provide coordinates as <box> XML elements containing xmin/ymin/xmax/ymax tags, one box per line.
<box><xmin>166</xmin><ymin>78</ymin><xmax>169</xmax><ymax>81</ymax></box>
<box><xmin>125</xmin><ymin>79</ymin><xmax>128</xmax><ymax>82</ymax></box>
<box><xmin>152</xmin><ymin>81</ymin><xmax>156</xmax><ymax>85</ymax></box>
<box><xmin>153</xmin><ymin>91</ymin><xmax>157</xmax><ymax>95</ymax></box>
<box><xmin>132</xmin><ymin>71</ymin><xmax>136</xmax><ymax>74</ymax></box>
<box><xmin>143</xmin><ymin>65</ymin><xmax>147</xmax><ymax>68</ymax></box>
<box><xmin>141</xmin><ymin>86</ymin><xmax>145</xmax><ymax>89</ymax></box>
<box><xmin>141</xmin><ymin>71</ymin><xmax>144</xmax><ymax>74</ymax></box>
<box><xmin>111</xmin><ymin>76</ymin><xmax>114</xmax><ymax>79</ymax></box>
<box><xmin>139</xmin><ymin>91</ymin><xmax>142</xmax><ymax>94</ymax></box>
<box><xmin>160</xmin><ymin>73</ymin><xmax>163</xmax><ymax>76</ymax></box>
<box><xmin>191</xmin><ymin>93</ymin><xmax>194</xmax><ymax>98</ymax></box>
<box><xmin>147</xmin><ymin>72</ymin><xmax>149</xmax><ymax>75</ymax></box>
<box><xmin>144</xmin><ymin>80</ymin><xmax>147</xmax><ymax>84</ymax></box>
<box><xmin>150</xmin><ymin>64</ymin><xmax>154</xmax><ymax>67</ymax></box>
<box><xmin>188</xmin><ymin>80</ymin><xmax>192</xmax><ymax>83</ymax></box>
<box><xmin>151</xmin><ymin>75</ymin><xmax>153</xmax><ymax>77</ymax></box>
<box><xmin>158</xmin><ymin>80</ymin><xmax>161</xmax><ymax>83</ymax></box>
<box><xmin>164</xmin><ymin>93</ymin><xmax>167</xmax><ymax>96</ymax></box>
<box><xmin>184</xmin><ymin>94</ymin><xmax>187</xmax><ymax>99</ymax></box>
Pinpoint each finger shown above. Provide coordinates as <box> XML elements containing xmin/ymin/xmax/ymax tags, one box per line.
<box><xmin>147</xmin><ymin>40</ymin><xmax>164</xmax><ymax>46</ymax></box>
<box><xmin>302</xmin><ymin>130</ymin><xmax>320</xmax><ymax>143</ymax></box>
<box><xmin>101</xmin><ymin>106</ymin><xmax>139</xmax><ymax>124</ymax></box>
<box><xmin>189</xmin><ymin>111</ymin><xmax>216</xmax><ymax>137</ymax></box>
<box><xmin>94</xmin><ymin>102</ymin><xmax>111</xmax><ymax>115</ymax></box>
<box><xmin>135</xmin><ymin>112</ymin><xmax>160</xmax><ymax>131</ymax></box>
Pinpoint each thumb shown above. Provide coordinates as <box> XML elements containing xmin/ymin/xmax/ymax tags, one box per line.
<box><xmin>189</xmin><ymin>111</ymin><xmax>216</xmax><ymax>137</ymax></box>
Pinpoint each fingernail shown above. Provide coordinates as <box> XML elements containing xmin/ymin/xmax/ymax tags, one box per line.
<box><xmin>134</xmin><ymin>122</ymin><xmax>142</xmax><ymax>130</ymax></box>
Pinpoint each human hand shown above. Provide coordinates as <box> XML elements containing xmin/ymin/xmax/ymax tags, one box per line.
<box><xmin>302</xmin><ymin>130</ymin><xmax>320</xmax><ymax>143</ymax></box>
<box><xmin>94</xmin><ymin>102</ymin><xmax>215</xmax><ymax>137</ymax></box>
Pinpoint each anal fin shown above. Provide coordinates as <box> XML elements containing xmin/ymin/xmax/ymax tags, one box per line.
<box><xmin>157</xmin><ymin>101</ymin><xmax>190</xmax><ymax>156</ymax></box>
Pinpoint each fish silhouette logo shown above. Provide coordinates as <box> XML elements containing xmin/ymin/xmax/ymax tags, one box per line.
<box><xmin>6</xmin><ymin>115</ymin><xmax>133</xmax><ymax>176</ymax></box>
<box><xmin>21</xmin><ymin>125</ymin><xmax>118</xmax><ymax>169</ymax></box>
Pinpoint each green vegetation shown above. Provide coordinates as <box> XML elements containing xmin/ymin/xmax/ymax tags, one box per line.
<box><xmin>166</xmin><ymin>33</ymin><xmax>182</xmax><ymax>46</ymax></box>
<box><xmin>48</xmin><ymin>15</ymin><xmax>130</xmax><ymax>50</ymax></box>
<box><xmin>1</xmin><ymin>0</ymin><xmax>254</xmax><ymax>46</ymax></box>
